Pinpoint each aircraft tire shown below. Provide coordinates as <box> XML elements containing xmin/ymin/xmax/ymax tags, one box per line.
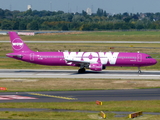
<box><xmin>78</xmin><ymin>68</ymin><xmax>85</xmax><ymax>73</ymax></box>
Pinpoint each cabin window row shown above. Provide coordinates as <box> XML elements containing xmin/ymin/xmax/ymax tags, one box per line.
<box><xmin>40</xmin><ymin>56</ymin><xmax>64</xmax><ymax>58</ymax></box>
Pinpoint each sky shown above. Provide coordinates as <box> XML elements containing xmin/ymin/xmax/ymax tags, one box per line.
<box><xmin>0</xmin><ymin>0</ymin><xmax>160</xmax><ymax>14</ymax></box>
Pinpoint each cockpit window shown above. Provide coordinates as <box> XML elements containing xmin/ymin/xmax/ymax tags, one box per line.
<box><xmin>146</xmin><ymin>56</ymin><xmax>152</xmax><ymax>59</ymax></box>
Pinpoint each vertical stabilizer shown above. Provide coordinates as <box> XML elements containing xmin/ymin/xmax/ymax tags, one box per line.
<box><xmin>9</xmin><ymin>32</ymin><xmax>32</xmax><ymax>53</ymax></box>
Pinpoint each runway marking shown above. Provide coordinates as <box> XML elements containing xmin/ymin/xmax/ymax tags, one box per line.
<box><xmin>28</xmin><ymin>93</ymin><xmax>77</xmax><ymax>100</ymax></box>
<box><xmin>0</xmin><ymin>95</ymin><xmax>37</xmax><ymax>100</ymax></box>
<box><xmin>140</xmin><ymin>75</ymin><xmax>160</xmax><ymax>76</ymax></box>
<box><xmin>37</xmin><ymin>74</ymin><xmax>67</xmax><ymax>75</ymax></box>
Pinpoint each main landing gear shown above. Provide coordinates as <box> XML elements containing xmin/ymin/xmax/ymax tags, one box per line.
<box><xmin>138</xmin><ymin>67</ymin><xmax>141</xmax><ymax>74</ymax></box>
<box><xmin>78</xmin><ymin>68</ymin><xmax>86</xmax><ymax>73</ymax></box>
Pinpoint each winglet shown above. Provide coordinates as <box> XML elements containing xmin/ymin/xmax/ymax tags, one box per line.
<box><xmin>9</xmin><ymin>31</ymin><xmax>32</xmax><ymax>53</ymax></box>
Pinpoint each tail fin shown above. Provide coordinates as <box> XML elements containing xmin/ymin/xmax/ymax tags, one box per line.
<box><xmin>9</xmin><ymin>31</ymin><xmax>32</xmax><ymax>53</ymax></box>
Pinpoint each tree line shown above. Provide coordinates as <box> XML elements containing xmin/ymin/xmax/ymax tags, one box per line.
<box><xmin>0</xmin><ymin>8</ymin><xmax>160</xmax><ymax>30</ymax></box>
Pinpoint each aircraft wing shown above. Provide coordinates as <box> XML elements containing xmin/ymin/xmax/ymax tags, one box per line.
<box><xmin>65</xmin><ymin>59</ymin><xmax>93</xmax><ymax>67</ymax></box>
<box><xmin>65</xmin><ymin>59</ymin><xmax>90</xmax><ymax>64</ymax></box>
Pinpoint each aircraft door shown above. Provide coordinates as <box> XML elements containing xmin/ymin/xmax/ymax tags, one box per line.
<box><xmin>137</xmin><ymin>54</ymin><xmax>142</xmax><ymax>62</ymax></box>
<box><xmin>30</xmin><ymin>53</ymin><xmax>34</xmax><ymax>61</ymax></box>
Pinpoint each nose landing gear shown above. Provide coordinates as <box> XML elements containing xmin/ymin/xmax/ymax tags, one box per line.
<box><xmin>138</xmin><ymin>67</ymin><xmax>141</xmax><ymax>74</ymax></box>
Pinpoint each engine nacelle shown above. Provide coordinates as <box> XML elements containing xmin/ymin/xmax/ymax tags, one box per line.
<box><xmin>89</xmin><ymin>63</ymin><xmax>104</xmax><ymax>71</ymax></box>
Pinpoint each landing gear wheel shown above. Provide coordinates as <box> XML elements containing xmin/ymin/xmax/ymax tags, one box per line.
<box><xmin>138</xmin><ymin>70</ymin><xmax>141</xmax><ymax>74</ymax></box>
<box><xmin>78</xmin><ymin>68</ymin><xmax>86</xmax><ymax>73</ymax></box>
<box><xmin>138</xmin><ymin>67</ymin><xmax>141</xmax><ymax>74</ymax></box>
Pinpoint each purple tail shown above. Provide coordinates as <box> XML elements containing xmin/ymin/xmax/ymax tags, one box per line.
<box><xmin>9</xmin><ymin>32</ymin><xmax>32</xmax><ymax>53</ymax></box>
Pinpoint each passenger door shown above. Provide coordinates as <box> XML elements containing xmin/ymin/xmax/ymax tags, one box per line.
<box><xmin>137</xmin><ymin>54</ymin><xmax>142</xmax><ymax>62</ymax></box>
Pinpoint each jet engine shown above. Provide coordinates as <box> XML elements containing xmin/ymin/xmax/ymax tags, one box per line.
<box><xmin>89</xmin><ymin>63</ymin><xmax>105</xmax><ymax>71</ymax></box>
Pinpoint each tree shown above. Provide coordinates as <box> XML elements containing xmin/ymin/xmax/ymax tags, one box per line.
<box><xmin>40</xmin><ymin>22</ymin><xmax>50</xmax><ymax>30</ymax></box>
<box><xmin>123</xmin><ymin>17</ymin><xmax>132</xmax><ymax>23</ymax></box>
<box><xmin>62</xmin><ymin>24</ymin><xmax>68</xmax><ymax>30</ymax></box>
<box><xmin>0</xmin><ymin>8</ymin><xmax>160</xmax><ymax>30</ymax></box>
<box><xmin>103</xmin><ymin>10</ymin><xmax>108</xmax><ymax>17</ymax></box>
<box><xmin>97</xmin><ymin>8</ymin><xmax>103</xmax><ymax>16</ymax></box>
<box><xmin>123</xmin><ymin>12</ymin><xmax>129</xmax><ymax>17</ymax></box>
<box><xmin>82</xmin><ymin>10</ymin><xmax>87</xmax><ymax>16</ymax></box>
<box><xmin>25</xmin><ymin>9</ymin><xmax>33</xmax><ymax>16</ymax></box>
<box><xmin>4</xmin><ymin>9</ymin><xmax>12</xmax><ymax>17</ymax></box>
<box><xmin>72</xmin><ymin>15</ymin><xmax>85</xmax><ymax>22</ymax></box>
<box><xmin>13</xmin><ymin>20</ymin><xmax>19</xmax><ymax>30</ymax></box>
<box><xmin>0</xmin><ymin>21</ymin><xmax>1</xmax><ymax>29</ymax></box>
<box><xmin>19</xmin><ymin>21</ymin><xmax>27</xmax><ymax>30</ymax></box>
<box><xmin>0</xmin><ymin>8</ymin><xmax>4</xmax><ymax>19</ymax></box>
<box><xmin>1</xmin><ymin>20</ymin><xmax>13</xmax><ymax>30</ymax></box>
<box><xmin>27</xmin><ymin>20</ymin><xmax>39</xmax><ymax>30</ymax></box>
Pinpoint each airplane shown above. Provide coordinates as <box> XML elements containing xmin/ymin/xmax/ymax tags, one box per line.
<box><xmin>6</xmin><ymin>31</ymin><xmax>157</xmax><ymax>73</ymax></box>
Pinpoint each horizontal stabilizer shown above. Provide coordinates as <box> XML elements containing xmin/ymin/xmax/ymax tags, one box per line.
<box><xmin>6</xmin><ymin>53</ymin><xmax>23</xmax><ymax>58</ymax></box>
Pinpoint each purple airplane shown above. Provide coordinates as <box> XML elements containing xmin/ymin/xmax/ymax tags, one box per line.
<box><xmin>6</xmin><ymin>32</ymin><xmax>157</xmax><ymax>73</ymax></box>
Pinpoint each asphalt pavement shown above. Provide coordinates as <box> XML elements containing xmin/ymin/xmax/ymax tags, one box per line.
<box><xmin>0</xmin><ymin>69</ymin><xmax>160</xmax><ymax>79</ymax></box>
<box><xmin>0</xmin><ymin>89</ymin><xmax>160</xmax><ymax>102</ymax></box>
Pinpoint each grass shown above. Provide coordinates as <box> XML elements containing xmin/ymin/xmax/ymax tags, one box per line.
<box><xmin>0</xmin><ymin>78</ymin><xmax>160</xmax><ymax>92</ymax></box>
<box><xmin>1</xmin><ymin>31</ymin><xmax>160</xmax><ymax>41</ymax></box>
<box><xmin>3</xmin><ymin>42</ymin><xmax>160</xmax><ymax>54</ymax></box>
<box><xmin>1</xmin><ymin>101</ymin><xmax>160</xmax><ymax>112</ymax></box>
<box><xmin>0</xmin><ymin>101</ymin><xmax>160</xmax><ymax>119</ymax></box>
<box><xmin>0</xmin><ymin>112</ymin><xmax>159</xmax><ymax>120</ymax></box>
<box><xmin>0</xmin><ymin>111</ymin><xmax>93</xmax><ymax>120</ymax></box>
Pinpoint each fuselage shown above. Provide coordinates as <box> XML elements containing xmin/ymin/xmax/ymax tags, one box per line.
<box><xmin>6</xmin><ymin>51</ymin><xmax>157</xmax><ymax>67</ymax></box>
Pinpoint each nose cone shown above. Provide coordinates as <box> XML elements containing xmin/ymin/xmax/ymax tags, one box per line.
<box><xmin>151</xmin><ymin>58</ymin><xmax>157</xmax><ymax>65</ymax></box>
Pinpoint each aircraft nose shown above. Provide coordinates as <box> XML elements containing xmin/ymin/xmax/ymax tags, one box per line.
<box><xmin>151</xmin><ymin>59</ymin><xmax>157</xmax><ymax>65</ymax></box>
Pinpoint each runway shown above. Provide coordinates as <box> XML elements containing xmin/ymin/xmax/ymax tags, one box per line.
<box><xmin>0</xmin><ymin>89</ymin><xmax>160</xmax><ymax>102</ymax></box>
<box><xmin>0</xmin><ymin>69</ymin><xmax>160</xmax><ymax>79</ymax></box>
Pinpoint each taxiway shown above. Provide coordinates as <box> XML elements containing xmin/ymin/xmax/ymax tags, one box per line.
<box><xmin>0</xmin><ymin>89</ymin><xmax>160</xmax><ymax>102</ymax></box>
